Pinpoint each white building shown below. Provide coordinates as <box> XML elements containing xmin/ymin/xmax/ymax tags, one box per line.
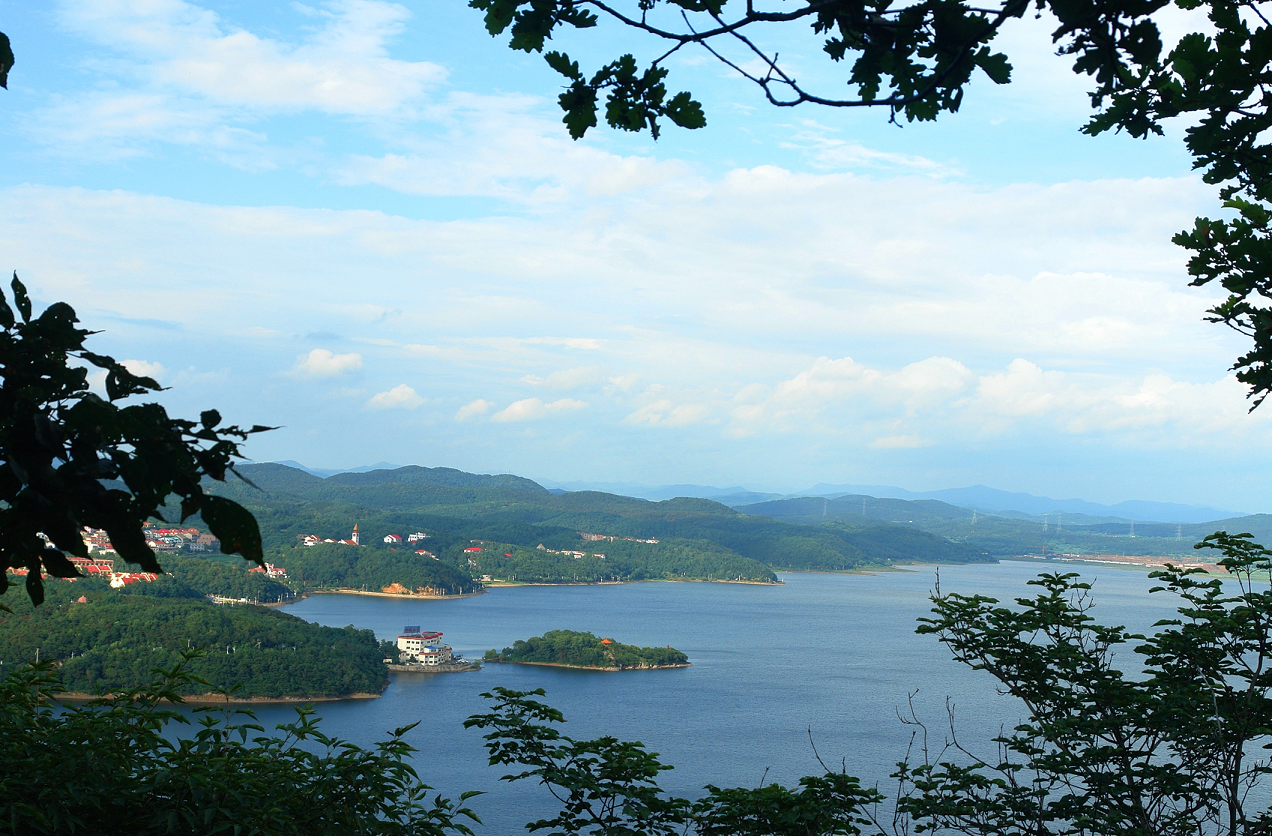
<box><xmin>396</xmin><ymin>627</ymin><xmax>453</xmax><ymax>666</ymax></box>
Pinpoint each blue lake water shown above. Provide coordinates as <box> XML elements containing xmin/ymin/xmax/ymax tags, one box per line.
<box><xmin>239</xmin><ymin>560</ymin><xmax>1184</xmax><ymax>833</ymax></box>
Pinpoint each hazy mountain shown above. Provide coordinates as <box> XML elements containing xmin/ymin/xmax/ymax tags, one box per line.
<box><xmin>534</xmin><ymin>479</ymin><xmax>781</xmax><ymax>503</ymax></box>
<box><xmin>798</xmin><ymin>483</ymin><xmax>1244</xmax><ymax>524</ymax></box>
<box><xmin>274</xmin><ymin>465</ymin><xmax>1244</xmax><ymax>524</ymax></box>
<box><xmin>272</xmin><ymin>460</ymin><xmax>403</xmax><ymax>479</ymax></box>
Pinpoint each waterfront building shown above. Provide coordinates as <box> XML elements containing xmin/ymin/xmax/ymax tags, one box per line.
<box><xmin>396</xmin><ymin>626</ymin><xmax>454</xmax><ymax>666</ymax></box>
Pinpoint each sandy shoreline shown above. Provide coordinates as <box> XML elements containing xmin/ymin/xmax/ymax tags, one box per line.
<box><xmin>485</xmin><ymin>659</ymin><xmax>691</xmax><ymax>672</ymax></box>
<box><xmin>54</xmin><ymin>690</ymin><xmax>383</xmax><ymax>705</ymax></box>
<box><xmin>485</xmin><ymin>578</ymin><xmax>779</xmax><ymax>587</ymax></box>
<box><xmin>298</xmin><ymin>588</ymin><xmax>485</xmax><ymax>601</ymax></box>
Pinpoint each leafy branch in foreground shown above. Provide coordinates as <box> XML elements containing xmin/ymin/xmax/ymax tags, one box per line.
<box><xmin>0</xmin><ymin>656</ymin><xmax>480</xmax><ymax>835</ymax></box>
<box><xmin>898</xmin><ymin>530</ymin><xmax>1272</xmax><ymax>836</ymax></box>
<box><xmin>0</xmin><ymin>273</ymin><xmax>273</xmax><ymax>604</ymax></box>
<box><xmin>465</xmin><ymin>686</ymin><xmax>883</xmax><ymax>836</ymax></box>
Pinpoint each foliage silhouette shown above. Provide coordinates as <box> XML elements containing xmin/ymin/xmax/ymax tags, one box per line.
<box><xmin>0</xmin><ymin>658</ymin><xmax>479</xmax><ymax>835</ymax></box>
<box><xmin>0</xmin><ymin>274</ymin><xmax>271</xmax><ymax>604</ymax></box>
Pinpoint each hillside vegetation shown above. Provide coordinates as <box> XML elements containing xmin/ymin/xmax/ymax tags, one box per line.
<box><xmin>0</xmin><ymin>579</ymin><xmax>387</xmax><ymax>698</ymax></box>
<box><xmin>196</xmin><ymin>464</ymin><xmax>989</xmax><ymax>590</ymax></box>
<box><xmin>487</xmin><ymin>629</ymin><xmax>688</xmax><ymax>669</ymax></box>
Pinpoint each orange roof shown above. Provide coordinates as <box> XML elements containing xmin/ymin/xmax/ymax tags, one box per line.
<box><xmin>600</xmin><ymin>638</ymin><xmax>613</xmax><ymax>645</ymax></box>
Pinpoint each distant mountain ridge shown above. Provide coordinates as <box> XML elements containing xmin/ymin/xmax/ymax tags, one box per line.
<box><xmin>800</xmin><ymin>483</ymin><xmax>1243</xmax><ymax>524</ymax></box>
<box><xmin>261</xmin><ymin>462</ymin><xmax>546</xmax><ymax>492</ymax></box>
<box><xmin>272</xmin><ymin>463</ymin><xmax>1244</xmax><ymax>525</ymax></box>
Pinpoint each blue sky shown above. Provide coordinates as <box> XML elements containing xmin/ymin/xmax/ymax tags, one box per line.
<box><xmin>1</xmin><ymin>0</ymin><xmax>1265</xmax><ymax>509</ymax></box>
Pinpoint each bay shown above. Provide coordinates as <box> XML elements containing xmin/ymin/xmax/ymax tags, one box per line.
<box><xmin>240</xmin><ymin>560</ymin><xmax>1183</xmax><ymax>833</ymax></box>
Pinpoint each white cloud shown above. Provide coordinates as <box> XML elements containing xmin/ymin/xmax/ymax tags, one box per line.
<box><xmin>491</xmin><ymin>398</ymin><xmax>587</xmax><ymax>422</ymax></box>
<box><xmin>624</xmin><ymin>399</ymin><xmax>711</xmax><ymax>427</ymax></box>
<box><xmin>727</xmin><ymin>353</ymin><xmax>1270</xmax><ymax>447</ymax></box>
<box><xmin>456</xmin><ymin>398</ymin><xmax>494</xmax><ymax>421</ymax></box>
<box><xmin>782</xmin><ymin>122</ymin><xmax>957</xmax><ymax>175</ymax></box>
<box><xmin>121</xmin><ymin>358</ymin><xmax>165</xmax><ymax>380</ymax></box>
<box><xmin>59</xmin><ymin>0</ymin><xmax>444</xmax><ymax>115</ymax></box>
<box><xmin>292</xmin><ymin>348</ymin><xmax>363</xmax><ymax>377</ymax></box>
<box><xmin>366</xmin><ymin>383</ymin><xmax>423</xmax><ymax>410</ymax></box>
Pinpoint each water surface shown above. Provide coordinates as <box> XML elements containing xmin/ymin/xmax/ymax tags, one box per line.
<box><xmin>244</xmin><ymin>561</ymin><xmax>1183</xmax><ymax>832</ymax></box>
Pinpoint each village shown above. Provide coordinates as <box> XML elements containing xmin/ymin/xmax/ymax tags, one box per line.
<box><xmin>296</xmin><ymin>525</ymin><xmax>437</xmax><ymax>558</ymax></box>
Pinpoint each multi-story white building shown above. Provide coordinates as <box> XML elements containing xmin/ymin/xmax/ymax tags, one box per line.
<box><xmin>396</xmin><ymin>627</ymin><xmax>453</xmax><ymax>666</ymax></box>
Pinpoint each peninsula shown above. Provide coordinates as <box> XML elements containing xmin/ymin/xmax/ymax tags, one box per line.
<box><xmin>484</xmin><ymin>630</ymin><xmax>689</xmax><ymax>670</ymax></box>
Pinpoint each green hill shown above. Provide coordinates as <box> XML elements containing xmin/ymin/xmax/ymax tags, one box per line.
<box><xmin>0</xmin><ymin>579</ymin><xmax>386</xmax><ymax>698</ymax></box>
<box><xmin>487</xmin><ymin>629</ymin><xmax>688</xmax><ymax>669</ymax></box>
<box><xmin>198</xmin><ymin>464</ymin><xmax>991</xmax><ymax>586</ymax></box>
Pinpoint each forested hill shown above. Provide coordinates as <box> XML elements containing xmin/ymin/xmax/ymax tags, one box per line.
<box><xmin>0</xmin><ymin>579</ymin><xmax>386</xmax><ymax>698</ymax></box>
<box><xmin>203</xmin><ymin>464</ymin><xmax>989</xmax><ymax>581</ymax></box>
<box><xmin>738</xmin><ymin>495</ymin><xmax>1269</xmax><ymax>558</ymax></box>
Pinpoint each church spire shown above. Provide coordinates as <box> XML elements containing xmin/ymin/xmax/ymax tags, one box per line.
<box><xmin>352</xmin><ymin>522</ymin><xmax>360</xmax><ymax>546</ymax></box>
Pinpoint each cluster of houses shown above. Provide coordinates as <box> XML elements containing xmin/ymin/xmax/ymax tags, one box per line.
<box><xmin>9</xmin><ymin>552</ymin><xmax>160</xmax><ymax>588</ymax></box>
<box><xmin>578</xmin><ymin>532</ymin><xmax>660</xmax><ymax>544</ymax></box>
<box><xmin>83</xmin><ymin>525</ymin><xmax>221</xmax><ymax>556</ymax></box>
<box><xmin>299</xmin><ymin>523</ymin><xmax>362</xmax><ymax>547</ymax></box>
<box><xmin>11</xmin><ymin>525</ymin><xmax>281</xmax><ymax>590</ymax></box>
<box><xmin>384</xmin><ymin>532</ymin><xmax>430</xmax><ymax>544</ymax></box>
<box><xmin>298</xmin><ymin>526</ymin><xmax>436</xmax><ymax>558</ymax></box>
<box><xmin>536</xmin><ymin>544</ymin><xmax>606</xmax><ymax>559</ymax></box>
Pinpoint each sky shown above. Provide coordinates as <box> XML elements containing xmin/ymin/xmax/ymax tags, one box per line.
<box><xmin>0</xmin><ymin>0</ymin><xmax>1266</xmax><ymax>510</ymax></box>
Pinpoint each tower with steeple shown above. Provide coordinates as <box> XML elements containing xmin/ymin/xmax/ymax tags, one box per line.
<box><xmin>352</xmin><ymin>523</ymin><xmax>360</xmax><ymax>546</ymax></box>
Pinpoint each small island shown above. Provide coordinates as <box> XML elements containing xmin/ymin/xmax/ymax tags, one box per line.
<box><xmin>484</xmin><ymin>630</ymin><xmax>690</xmax><ymax>670</ymax></box>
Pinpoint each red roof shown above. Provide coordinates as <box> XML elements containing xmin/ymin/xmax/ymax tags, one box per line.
<box><xmin>464</xmin><ymin>547</ymin><xmax>483</xmax><ymax>552</ymax></box>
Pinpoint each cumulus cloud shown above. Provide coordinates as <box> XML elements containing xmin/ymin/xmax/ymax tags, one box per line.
<box><xmin>455</xmin><ymin>398</ymin><xmax>494</xmax><ymax>421</ymax></box>
<box><xmin>624</xmin><ymin>400</ymin><xmax>711</xmax><ymax>427</ymax></box>
<box><xmin>727</xmin><ymin>354</ymin><xmax>1270</xmax><ymax>447</ymax></box>
<box><xmin>491</xmin><ymin>398</ymin><xmax>587</xmax><ymax>422</ymax></box>
<box><xmin>59</xmin><ymin>0</ymin><xmax>444</xmax><ymax>115</ymax></box>
<box><xmin>293</xmin><ymin>349</ymin><xmax>363</xmax><ymax>377</ymax></box>
<box><xmin>121</xmin><ymin>358</ymin><xmax>165</xmax><ymax>380</ymax></box>
<box><xmin>366</xmin><ymin>384</ymin><xmax>423</xmax><ymax>410</ymax></box>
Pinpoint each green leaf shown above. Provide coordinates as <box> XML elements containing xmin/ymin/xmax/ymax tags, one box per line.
<box><xmin>0</xmin><ymin>31</ymin><xmax>11</xmax><ymax>90</ymax></box>
<box><xmin>664</xmin><ymin>92</ymin><xmax>706</xmax><ymax>129</ymax></box>
<box><xmin>11</xmin><ymin>273</ymin><xmax>31</xmax><ymax>323</ymax></box>
<box><xmin>0</xmin><ymin>274</ymin><xmax>14</xmax><ymax>330</ymax></box>
<box><xmin>39</xmin><ymin>548</ymin><xmax>82</xmax><ymax>579</ymax></box>
<box><xmin>544</xmin><ymin>50</ymin><xmax>582</xmax><ymax>80</ymax></box>
<box><xmin>200</xmin><ymin>494</ymin><xmax>264</xmax><ymax>564</ymax></box>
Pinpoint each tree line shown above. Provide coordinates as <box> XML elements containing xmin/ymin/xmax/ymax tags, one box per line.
<box><xmin>487</xmin><ymin>629</ymin><xmax>689</xmax><ymax>669</ymax></box>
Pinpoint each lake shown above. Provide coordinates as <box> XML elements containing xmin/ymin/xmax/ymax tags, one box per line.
<box><xmin>242</xmin><ymin>560</ymin><xmax>1184</xmax><ymax>833</ymax></box>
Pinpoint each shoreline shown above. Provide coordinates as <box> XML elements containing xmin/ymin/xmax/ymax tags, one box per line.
<box><xmin>387</xmin><ymin>661</ymin><xmax>481</xmax><ymax>673</ymax></box>
<box><xmin>300</xmin><ymin>588</ymin><xmax>486</xmax><ymax>601</ymax></box>
<box><xmin>54</xmin><ymin>690</ymin><xmax>383</xmax><ymax>705</ymax></box>
<box><xmin>486</xmin><ymin>658</ymin><xmax>691</xmax><ymax>672</ymax></box>
<box><xmin>485</xmin><ymin>577</ymin><xmax>780</xmax><ymax>588</ymax></box>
